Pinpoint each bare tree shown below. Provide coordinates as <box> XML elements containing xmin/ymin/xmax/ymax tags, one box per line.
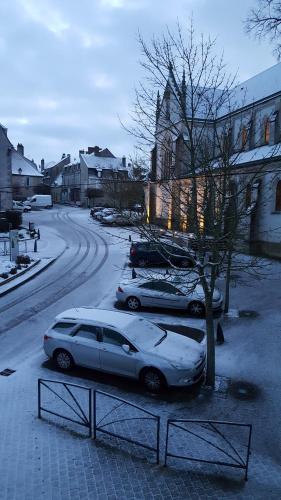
<box><xmin>245</xmin><ymin>0</ymin><xmax>281</xmax><ymax>58</ymax></box>
<box><xmin>125</xmin><ymin>21</ymin><xmax>277</xmax><ymax>388</ymax></box>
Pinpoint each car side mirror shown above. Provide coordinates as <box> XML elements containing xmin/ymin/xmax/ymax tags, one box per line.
<box><xmin>122</xmin><ymin>344</ymin><xmax>130</xmax><ymax>354</ymax></box>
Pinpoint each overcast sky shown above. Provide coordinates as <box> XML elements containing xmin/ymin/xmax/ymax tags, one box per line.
<box><xmin>0</xmin><ymin>0</ymin><xmax>276</xmax><ymax>165</ymax></box>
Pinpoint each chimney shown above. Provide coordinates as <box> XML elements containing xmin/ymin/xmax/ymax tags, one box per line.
<box><xmin>122</xmin><ymin>156</ymin><xmax>126</xmax><ymax>168</ymax></box>
<box><xmin>88</xmin><ymin>146</ymin><xmax>101</xmax><ymax>155</ymax></box>
<box><xmin>62</xmin><ymin>153</ymin><xmax>66</xmax><ymax>159</ymax></box>
<box><xmin>41</xmin><ymin>158</ymin><xmax>45</xmax><ymax>172</ymax></box>
<box><xmin>79</xmin><ymin>149</ymin><xmax>85</xmax><ymax>155</ymax></box>
<box><xmin>17</xmin><ymin>143</ymin><xmax>24</xmax><ymax>156</ymax></box>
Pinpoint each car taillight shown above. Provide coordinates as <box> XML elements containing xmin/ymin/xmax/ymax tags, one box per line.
<box><xmin>130</xmin><ymin>247</ymin><xmax>136</xmax><ymax>255</ymax></box>
<box><xmin>118</xmin><ymin>286</ymin><xmax>124</xmax><ymax>293</ymax></box>
<box><xmin>44</xmin><ymin>335</ymin><xmax>52</xmax><ymax>341</ymax></box>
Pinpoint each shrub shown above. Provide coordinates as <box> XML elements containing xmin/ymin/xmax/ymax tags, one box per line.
<box><xmin>9</xmin><ymin>268</ymin><xmax>17</xmax><ymax>275</ymax></box>
<box><xmin>5</xmin><ymin>210</ymin><xmax>22</xmax><ymax>229</ymax></box>
<box><xmin>16</xmin><ymin>255</ymin><xmax>31</xmax><ymax>265</ymax></box>
<box><xmin>0</xmin><ymin>273</ymin><xmax>9</xmax><ymax>279</ymax></box>
<box><xmin>17</xmin><ymin>264</ymin><xmax>22</xmax><ymax>270</ymax></box>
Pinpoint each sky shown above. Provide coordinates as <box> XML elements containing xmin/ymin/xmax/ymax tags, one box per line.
<box><xmin>0</xmin><ymin>0</ymin><xmax>277</xmax><ymax>165</ymax></box>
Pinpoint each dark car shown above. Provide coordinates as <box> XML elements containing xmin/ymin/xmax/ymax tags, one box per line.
<box><xmin>129</xmin><ymin>240</ymin><xmax>195</xmax><ymax>268</ymax></box>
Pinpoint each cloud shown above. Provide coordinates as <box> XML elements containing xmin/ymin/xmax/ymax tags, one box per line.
<box><xmin>19</xmin><ymin>0</ymin><xmax>70</xmax><ymax>35</ymax></box>
<box><xmin>0</xmin><ymin>0</ymin><xmax>276</xmax><ymax>165</ymax></box>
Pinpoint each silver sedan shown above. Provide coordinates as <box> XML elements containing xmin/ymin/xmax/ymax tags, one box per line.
<box><xmin>116</xmin><ymin>277</ymin><xmax>223</xmax><ymax>316</ymax></box>
<box><xmin>43</xmin><ymin>307</ymin><xmax>205</xmax><ymax>392</ymax></box>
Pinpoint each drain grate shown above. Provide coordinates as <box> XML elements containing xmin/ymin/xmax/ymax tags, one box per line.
<box><xmin>0</xmin><ymin>368</ymin><xmax>16</xmax><ymax>376</ymax></box>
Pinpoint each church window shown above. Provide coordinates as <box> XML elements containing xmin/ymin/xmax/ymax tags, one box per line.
<box><xmin>264</xmin><ymin>118</ymin><xmax>270</xmax><ymax>144</ymax></box>
<box><xmin>275</xmin><ymin>180</ymin><xmax>281</xmax><ymax>211</ymax></box>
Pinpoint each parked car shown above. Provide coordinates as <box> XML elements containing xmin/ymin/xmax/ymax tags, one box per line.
<box><xmin>95</xmin><ymin>208</ymin><xmax>117</xmax><ymax>221</ymax></box>
<box><xmin>129</xmin><ymin>240</ymin><xmax>195</xmax><ymax>268</ymax></box>
<box><xmin>43</xmin><ymin>307</ymin><xmax>206</xmax><ymax>392</ymax></box>
<box><xmin>90</xmin><ymin>206</ymin><xmax>105</xmax><ymax>218</ymax></box>
<box><xmin>116</xmin><ymin>276</ymin><xmax>223</xmax><ymax>316</ymax></box>
<box><xmin>101</xmin><ymin>213</ymin><xmax>130</xmax><ymax>226</ymax></box>
<box><xmin>24</xmin><ymin>194</ymin><xmax>52</xmax><ymax>209</ymax></box>
<box><xmin>13</xmin><ymin>201</ymin><xmax>31</xmax><ymax>213</ymax></box>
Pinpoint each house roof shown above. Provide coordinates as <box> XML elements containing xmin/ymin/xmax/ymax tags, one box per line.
<box><xmin>11</xmin><ymin>150</ymin><xmax>43</xmax><ymax>177</ymax></box>
<box><xmin>81</xmin><ymin>152</ymin><xmax>125</xmax><ymax>171</ymax></box>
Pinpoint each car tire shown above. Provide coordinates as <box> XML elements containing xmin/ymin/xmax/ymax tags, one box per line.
<box><xmin>126</xmin><ymin>296</ymin><xmax>141</xmax><ymax>311</ymax></box>
<box><xmin>54</xmin><ymin>349</ymin><xmax>74</xmax><ymax>370</ymax></box>
<box><xmin>140</xmin><ymin>368</ymin><xmax>166</xmax><ymax>393</ymax></box>
<box><xmin>188</xmin><ymin>301</ymin><xmax>205</xmax><ymax>317</ymax></box>
<box><xmin>137</xmin><ymin>258</ymin><xmax>148</xmax><ymax>267</ymax></box>
<box><xmin>180</xmin><ymin>258</ymin><xmax>193</xmax><ymax>268</ymax></box>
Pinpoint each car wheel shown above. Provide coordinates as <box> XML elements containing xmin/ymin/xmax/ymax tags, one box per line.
<box><xmin>188</xmin><ymin>301</ymin><xmax>205</xmax><ymax>317</ymax></box>
<box><xmin>137</xmin><ymin>258</ymin><xmax>147</xmax><ymax>267</ymax></box>
<box><xmin>180</xmin><ymin>258</ymin><xmax>192</xmax><ymax>268</ymax></box>
<box><xmin>126</xmin><ymin>296</ymin><xmax>141</xmax><ymax>311</ymax></box>
<box><xmin>23</xmin><ymin>208</ymin><xmax>28</xmax><ymax>213</ymax></box>
<box><xmin>54</xmin><ymin>349</ymin><xmax>74</xmax><ymax>370</ymax></box>
<box><xmin>141</xmin><ymin>368</ymin><xmax>166</xmax><ymax>393</ymax></box>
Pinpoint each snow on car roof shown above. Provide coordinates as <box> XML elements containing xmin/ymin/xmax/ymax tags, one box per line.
<box><xmin>56</xmin><ymin>307</ymin><xmax>164</xmax><ymax>349</ymax></box>
<box><xmin>57</xmin><ymin>307</ymin><xmax>136</xmax><ymax>329</ymax></box>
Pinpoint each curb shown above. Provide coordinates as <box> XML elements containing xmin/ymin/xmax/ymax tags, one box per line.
<box><xmin>0</xmin><ymin>259</ymin><xmax>40</xmax><ymax>287</ymax></box>
<box><xmin>0</xmin><ymin>241</ymin><xmax>67</xmax><ymax>298</ymax></box>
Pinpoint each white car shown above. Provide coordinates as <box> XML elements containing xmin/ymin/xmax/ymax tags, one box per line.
<box><xmin>116</xmin><ymin>277</ymin><xmax>223</xmax><ymax>316</ymax></box>
<box><xmin>95</xmin><ymin>208</ymin><xmax>117</xmax><ymax>221</ymax></box>
<box><xmin>13</xmin><ymin>201</ymin><xmax>31</xmax><ymax>212</ymax></box>
<box><xmin>43</xmin><ymin>307</ymin><xmax>206</xmax><ymax>392</ymax></box>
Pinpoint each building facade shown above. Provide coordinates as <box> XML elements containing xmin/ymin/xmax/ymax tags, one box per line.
<box><xmin>147</xmin><ymin>62</ymin><xmax>281</xmax><ymax>258</ymax></box>
<box><xmin>12</xmin><ymin>143</ymin><xmax>43</xmax><ymax>200</ymax></box>
<box><xmin>46</xmin><ymin>146</ymin><xmax>128</xmax><ymax>207</ymax></box>
<box><xmin>0</xmin><ymin>124</ymin><xmax>13</xmax><ymax>210</ymax></box>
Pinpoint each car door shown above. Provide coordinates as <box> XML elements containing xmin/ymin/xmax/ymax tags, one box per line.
<box><xmin>71</xmin><ymin>324</ymin><xmax>102</xmax><ymax>369</ymax></box>
<box><xmin>149</xmin><ymin>281</ymin><xmax>185</xmax><ymax>309</ymax></box>
<box><xmin>100</xmin><ymin>327</ymin><xmax>138</xmax><ymax>377</ymax></box>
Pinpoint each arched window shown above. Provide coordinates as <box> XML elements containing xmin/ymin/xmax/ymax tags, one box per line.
<box><xmin>245</xmin><ymin>183</ymin><xmax>251</xmax><ymax>208</ymax></box>
<box><xmin>275</xmin><ymin>180</ymin><xmax>281</xmax><ymax>211</ymax></box>
<box><xmin>242</xmin><ymin>126</ymin><xmax>248</xmax><ymax>147</ymax></box>
<box><xmin>264</xmin><ymin>118</ymin><xmax>270</xmax><ymax>144</ymax></box>
<box><xmin>161</xmin><ymin>136</ymin><xmax>173</xmax><ymax>180</ymax></box>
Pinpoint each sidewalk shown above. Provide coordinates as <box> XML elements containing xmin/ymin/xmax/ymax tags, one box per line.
<box><xmin>0</xmin><ymin>226</ymin><xmax>66</xmax><ymax>297</ymax></box>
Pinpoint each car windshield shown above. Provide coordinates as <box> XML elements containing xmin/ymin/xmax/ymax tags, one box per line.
<box><xmin>122</xmin><ymin>317</ymin><xmax>166</xmax><ymax>350</ymax></box>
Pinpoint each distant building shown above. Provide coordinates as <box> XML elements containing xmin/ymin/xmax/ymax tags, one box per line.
<box><xmin>12</xmin><ymin>143</ymin><xmax>43</xmax><ymax>200</ymax></box>
<box><xmin>0</xmin><ymin>123</ymin><xmax>13</xmax><ymax>210</ymax></box>
<box><xmin>46</xmin><ymin>146</ymin><xmax>128</xmax><ymax>207</ymax></box>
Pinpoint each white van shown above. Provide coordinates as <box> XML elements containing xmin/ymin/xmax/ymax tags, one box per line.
<box><xmin>25</xmin><ymin>195</ymin><xmax>53</xmax><ymax>209</ymax></box>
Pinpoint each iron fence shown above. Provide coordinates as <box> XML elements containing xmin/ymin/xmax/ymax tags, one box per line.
<box><xmin>93</xmin><ymin>390</ymin><xmax>160</xmax><ymax>464</ymax></box>
<box><xmin>38</xmin><ymin>378</ymin><xmax>92</xmax><ymax>437</ymax></box>
<box><xmin>164</xmin><ymin>418</ymin><xmax>252</xmax><ymax>480</ymax></box>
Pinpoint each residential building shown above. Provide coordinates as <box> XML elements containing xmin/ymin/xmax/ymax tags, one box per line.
<box><xmin>0</xmin><ymin>123</ymin><xmax>13</xmax><ymax>210</ymax></box>
<box><xmin>12</xmin><ymin>143</ymin><xmax>43</xmax><ymax>200</ymax></box>
<box><xmin>147</xmin><ymin>62</ymin><xmax>281</xmax><ymax>258</ymax></box>
<box><xmin>46</xmin><ymin>146</ymin><xmax>128</xmax><ymax>207</ymax></box>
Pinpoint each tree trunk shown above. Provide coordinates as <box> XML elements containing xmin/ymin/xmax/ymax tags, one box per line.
<box><xmin>205</xmin><ymin>301</ymin><xmax>215</xmax><ymax>388</ymax></box>
<box><xmin>224</xmin><ymin>249</ymin><xmax>232</xmax><ymax>314</ymax></box>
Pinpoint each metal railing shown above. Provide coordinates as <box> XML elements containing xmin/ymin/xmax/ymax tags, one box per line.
<box><xmin>164</xmin><ymin>418</ymin><xmax>252</xmax><ymax>480</ymax></box>
<box><xmin>38</xmin><ymin>378</ymin><xmax>92</xmax><ymax>437</ymax></box>
<box><xmin>93</xmin><ymin>390</ymin><xmax>160</xmax><ymax>464</ymax></box>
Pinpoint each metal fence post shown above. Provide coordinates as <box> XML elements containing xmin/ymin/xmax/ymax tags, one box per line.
<box><xmin>89</xmin><ymin>389</ymin><xmax>92</xmax><ymax>438</ymax></box>
<box><xmin>93</xmin><ymin>390</ymin><xmax>96</xmax><ymax>439</ymax></box>
<box><xmin>245</xmin><ymin>424</ymin><xmax>252</xmax><ymax>481</ymax></box>
<box><xmin>164</xmin><ymin>420</ymin><xmax>170</xmax><ymax>466</ymax></box>
<box><xmin>156</xmin><ymin>416</ymin><xmax>160</xmax><ymax>465</ymax></box>
<box><xmin>38</xmin><ymin>379</ymin><xmax>41</xmax><ymax>419</ymax></box>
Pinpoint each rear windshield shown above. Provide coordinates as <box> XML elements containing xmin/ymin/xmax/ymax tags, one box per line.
<box><xmin>52</xmin><ymin>322</ymin><xmax>76</xmax><ymax>335</ymax></box>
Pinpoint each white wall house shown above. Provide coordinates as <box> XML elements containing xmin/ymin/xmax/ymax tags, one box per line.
<box><xmin>12</xmin><ymin>143</ymin><xmax>43</xmax><ymax>200</ymax></box>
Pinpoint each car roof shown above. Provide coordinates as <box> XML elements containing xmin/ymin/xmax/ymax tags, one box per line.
<box><xmin>56</xmin><ymin>307</ymin><xmax>137</xmax><ymax>329</ymax></box>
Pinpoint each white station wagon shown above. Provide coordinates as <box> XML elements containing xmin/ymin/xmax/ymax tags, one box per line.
<box><xmin>43</xmin><ymin>308</ymin><xmax>206</xmax><ymax>392</ymax></box>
